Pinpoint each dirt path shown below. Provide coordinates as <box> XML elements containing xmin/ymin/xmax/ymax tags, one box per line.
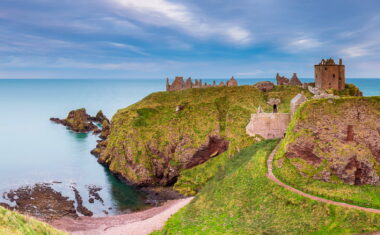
<box><xmin>51</xmin><ymin>197</ymin><xmax>193</xmax><ymax>235</ymax></box>
<box><xmin>267</xmin><ymin>142</ymin><xmax>380</xmax><ymax>214</ymax></box>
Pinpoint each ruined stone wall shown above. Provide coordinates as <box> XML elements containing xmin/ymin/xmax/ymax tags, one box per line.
<box><xmin>315</xmin><ymin>60</ymin><xmax>345</xmax><ymax>90</ymax></box>
<box><xmin>166</xmin><ymin>76</ymin><xmax>237</xmax><ymax>91</ymax></box>
<box><xmin>246</xmin><ymin>113</ymin><xmax>291</xmax><ymax>139</ymax></box>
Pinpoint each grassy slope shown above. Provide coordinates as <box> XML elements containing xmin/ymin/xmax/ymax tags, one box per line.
<box><xmin>0</xmin><ymin>206</ymin><xmax>66</xmax><ymax>235</ymax></box>
<box><xmin>101</xmin><ymin>85</ymin><xmax>310</xmax><ymax>193</ymax></box>
<box><xmin>154</xmin><ymin>140</ymin><xmax>380</xmax><ymax>234</ymax></box>
<box><xmin>273</xmin><ymin>96</ymin><xmax>380</xmax><ymax>209</ymax></box>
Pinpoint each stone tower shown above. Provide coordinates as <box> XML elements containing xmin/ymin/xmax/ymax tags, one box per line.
<box><xmin>314</xmin><ymin>58</ymin><xmax>345</xmax><ymax>91</ymax></box>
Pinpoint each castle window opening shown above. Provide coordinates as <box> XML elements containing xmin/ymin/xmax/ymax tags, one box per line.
<box><xmin>273</xmin><ymin>104</ymin><xmax>278</xmax><ymax>113</ymax></box>
<box><xmin>325</xmin><ymin>67</ymin><xmax>328</xmax><ymax>71</ymax></box>
<box><xmin>333</xmin><ymin>74</ymin><xmax>335</xmax><ymax>78</ymax></box>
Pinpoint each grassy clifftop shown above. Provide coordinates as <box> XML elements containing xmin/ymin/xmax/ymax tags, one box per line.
<box><xmin>98</xmin><ymin>85</ymin><xmax>310</xmax><ymax>193</ymax></box>
<box><xmin>0</xmin><ymin>206</ymin><xmax>66</xmax><ymax>235</ymax></box>
<box><xmin>155</xmin><ymin>140</ymin><xmax>380</xmax><ymax>234</ymax></box>
<box><xmin>274</xmin><ymin>96</ymin><xmax>380</xmax><ymax>209</ymax></box>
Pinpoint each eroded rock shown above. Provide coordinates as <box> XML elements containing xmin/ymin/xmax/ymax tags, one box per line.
<box><xmin>284</xmin><ymin>98</ymin><xmax>380</xmax><ymax>186</ymax></box>
<box><xmin>50</xmin><ymin>108</ymin><xmax>97</xmax><ymax>133</ymax></box>
<box><xmin>2</xmin><ymin>184</ymin><xmax>77</xmax><ymax>220</ymax></box>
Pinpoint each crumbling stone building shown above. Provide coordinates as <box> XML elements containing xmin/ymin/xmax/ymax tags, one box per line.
<box><xmin>166</xmin><ymin>76</ymin><xmax>238</xmax><ymax>91</ymax></box>
<box><xmin>276</xmin><ymin>73</ymin><xmax>303</xmax><ymax>86</ymax></box>
<box><xmin>315</xmin><ymin>58</ymin><xmax>345</xmax><ymax>91</ymax></box>
<box><xmin>246</xmin><ymin>107</ymin><xmax>291</xmax><ymax>139</ymax></box>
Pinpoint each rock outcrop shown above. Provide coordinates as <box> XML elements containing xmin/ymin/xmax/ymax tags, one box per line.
<box><xmin>282</xmin><ymin>97</ymin><xmax>380</xmax><ymax>186</ymax></box>
<box><xmin>50</xmin><ymin>109</ymin><xmax>109</xmax><ymax>134</ymax></box>
<box><xmin>2</xmin><ymin>184</ymin><xmax>78</xmax><ymax>220</ymax></box>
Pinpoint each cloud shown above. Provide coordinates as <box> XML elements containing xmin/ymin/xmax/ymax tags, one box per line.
<box><xmin>108</xmin><ymin>0</ymin><xmax>252</xmax><ymax>45</ymax></box>
<box><xmin>341</xmin><ymin>46</ymin><xmax>369</xmax><ymax>58</ymax></box>
<box><xmin>340</xmin><ymin>39</ymin><xmax>380</xmax><ymax>58</ymax></box>
<box><xmin>0</xmin><ymin>56</ymin><xmax>180</xmax><ymax>72</ymax></box>
<box><xmin>225</xmin><ymin>26</ymin><xmax>252</xmax><ymax>45</ymax></box>
<box><xmin>288</xmin><ymin>38</ymin><xmax>322</xmax><ymax>50</ymax></box>
<box><xmin>105</xmin><ymin>42</ymin><xmax>149</xmax><ymax>56</ymax></box>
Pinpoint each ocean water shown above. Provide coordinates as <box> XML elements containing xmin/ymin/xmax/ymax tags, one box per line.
<box><xmin>0</xmin><ymin>78</ymin><xmax>378</xmax><ymax>216</ymax></box>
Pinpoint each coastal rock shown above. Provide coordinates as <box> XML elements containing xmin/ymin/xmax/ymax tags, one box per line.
<box><xmin>91</xmin><ymin>140</ymin><xmax>107</xmax><ymax>158</ymax></box>
<box><xmin>50</xmin><ymin>108</ymin><xmax>97</xmax><ymax>133</ymax></box>
<box><xmin>255</xmin><ymin>81</ymin><xmax>275</xmax><ymax>92</ymax></box>
<box><xmin>71</xmin><ymin>186</ymin><xmax>93</xmax><ymax>216</ymax></box>
<box><xmin>99</xmin><ymin>119</ymin><xmax>110</xmax><ymax>140</ymax></box>
<box><xmin>90</xmin><ymin>110</ymin><xmax>109</xmax><ymax>123</ymax></box>
<box><xmin>51</xmin><ymin>109</ymin><xmax>110</xmax><ymax>134</ymax></box>
<box><xmin>99</xmin><ymin>135</ymin><xmax>229</xmax><ymax>186</ymax></box>
<box><xmin>2</xmin><ymin>184</ymin><xmax>78</xmax><ymax>220</ymax></box>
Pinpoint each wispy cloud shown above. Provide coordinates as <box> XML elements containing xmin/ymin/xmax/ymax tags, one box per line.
<box><xmin>286</xmin><ymin>37</ymin><xmax>323</xmax><ymax>52</ymax></box>
<box><xmin>108</xmin><ymin>0</ymin><xmax>252</xmax><ymax>45</ymax></box>
<box><xmin>105</xmin><ymin>42</ymin><xmax>149</xmax><ymax>56</ymax></box>
<box><xmin>341</xmin><ymin>46</ymin><xmax>370</xmax><ymax>58</ymax></box>
<box><xmin>0</xmin><ymin>56</ymin><xmax>180</xmax><ymax>72</ymax></box>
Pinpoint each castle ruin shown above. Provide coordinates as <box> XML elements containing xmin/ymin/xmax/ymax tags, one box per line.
<box><xmin>276</xmin><ymin>73</ymin><xmax>303</xmax><ymax>86</ymax></box>
<box><xmin>246</xmin><ymin>93</ymin><xmax>308</xmax><ymax>140</ymax></box>
<box><xmin>166</xmin><ymin>76</ymin><xmax>238</xmax><ymax>91</ymax></box>
<box><xmin>315</xmin><ymin>58</ymin><xmax>345</xmax><ymax>91</ymax></box>
<box><xmin>246</xmin><ymin>106</ymin><xmax>291</xmax><ymax>139</ymax></box>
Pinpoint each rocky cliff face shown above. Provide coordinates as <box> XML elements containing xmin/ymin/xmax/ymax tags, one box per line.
<box><xmin>94</xmin><ymin>85</ymin><xmax>309</xmax><ymax>187</ymax></box>
<box><xmin>282</xmin><ymin>97</ymin><xmax>380</xmax><ymax>185</ymax></box>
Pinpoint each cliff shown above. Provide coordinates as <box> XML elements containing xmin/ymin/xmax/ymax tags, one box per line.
<box><xmin>273</xmin><ymin>96</ymin><xmax>380</xmax><ymax>209</ymax></box>
<box><xmin>95</xmin><ymin>85</ymin><xmax>309</xmax><ymax>191</ymax></box>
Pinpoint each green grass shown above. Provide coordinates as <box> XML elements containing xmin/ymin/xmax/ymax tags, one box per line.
<box><xmin>154</xmin><ymin>140</ymin><xmax>380</xmax><ymax>235</ymax></box>
<box><xmin>330</xmin><ymin>84</ymin><xmax>363</xmax><ymax>97</ymax></box>
<box><xmin>0</xmin><ymin>206</ymin><xmax>67</xmax><ymax>235</ymax></box>
<box><xmin>100</xmin><ymin>85</ymin><xmax>311</xmax><ymax>191</ymax></box>
<box><xmin>273</xmin><ymin>96</ymin><xmax>380</xmax><ymax>210</ymax></box>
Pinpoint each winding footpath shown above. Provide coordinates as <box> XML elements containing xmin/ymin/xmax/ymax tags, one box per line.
<box><xmin>267</xmin><ymin>142</ymin><xmax>380</xmax><ymax>214</ymax></box>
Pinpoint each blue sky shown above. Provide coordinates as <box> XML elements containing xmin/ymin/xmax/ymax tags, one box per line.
<box><xmin>0</xmin><ymin>0</ymin><xmax>379</xmax><ymax>79</ymax></box>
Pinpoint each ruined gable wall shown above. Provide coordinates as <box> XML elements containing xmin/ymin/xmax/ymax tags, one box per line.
<box><xmin>246</xmin><ymin>113</ymin><xmax>291</xmax><ymax>139</ymax></box>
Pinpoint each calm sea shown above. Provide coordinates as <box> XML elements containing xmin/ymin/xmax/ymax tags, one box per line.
<box><xmin>0</xmin><ymin>78</ymin><xmax>378</xmax><ymax>216</ymax></box>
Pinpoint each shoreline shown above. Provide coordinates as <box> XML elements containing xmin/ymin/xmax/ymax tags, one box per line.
<box><xmin>50</xmin><ymin>197</ymin><xmax>193</xmax><ymax>235</ymax></box>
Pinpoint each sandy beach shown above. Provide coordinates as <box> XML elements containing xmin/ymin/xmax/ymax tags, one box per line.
<box><xmin>50</xmin><ymin>197</ymin><xmax>193</xmax><ymax>235</ymax></box>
